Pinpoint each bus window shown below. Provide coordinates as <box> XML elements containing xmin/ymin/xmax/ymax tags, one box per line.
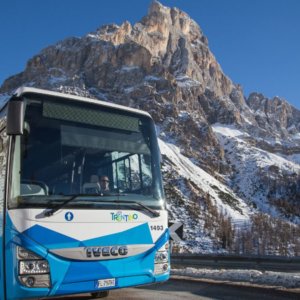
<box><xmin>8</xmin><ymin>97</ymin><xmax>164</xmax><ymax>209</ymax></box>
<box><xmin>112</xmin><ymin>152</ymin><xmax>152</xmax><ymax>193</ymax></box>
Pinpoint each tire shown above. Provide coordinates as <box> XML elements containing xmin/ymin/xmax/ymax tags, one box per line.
<box><xmin>91</xmin><ymin>291</ymin><xmax>109</xmax><ymax>298</ymax></box>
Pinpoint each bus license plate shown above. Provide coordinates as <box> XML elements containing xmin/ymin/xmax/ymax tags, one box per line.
<box><xmin>97</xmin><ymin>278</ymin><xmax>116</xmax><ymax>288</ymax></box>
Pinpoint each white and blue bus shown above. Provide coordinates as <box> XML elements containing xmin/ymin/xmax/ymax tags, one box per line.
<box><xmin>0</xmin><ymin>87</ymin><xmax>169</xmax><ymax>299</ymax></box>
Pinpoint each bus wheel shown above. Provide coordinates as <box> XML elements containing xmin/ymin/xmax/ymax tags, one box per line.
<box><xmin>91</xmin><ymin>291</ymin><xmax>109</xmax><ymax>298</ymax></box>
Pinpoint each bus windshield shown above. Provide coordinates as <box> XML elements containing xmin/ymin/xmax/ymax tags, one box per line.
<box><xmin>9</xmin><ymin>97</ymin><xmax>164</xmax><ymax>210</ymax></box>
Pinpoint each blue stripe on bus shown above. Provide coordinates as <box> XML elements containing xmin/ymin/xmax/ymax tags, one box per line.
<box><xmin>82</xmin><ymin>223</ymin><xmax>153</xmax><ymax>246</ymax></box>
<box><xmin>20</xmin><ymin>222</ymin><xmax>153</xmax><ymax>248</ymax></box>
<box><xmin>22</xmin><ymin>224</ymin><xmax>80</xmax><ymax>248</ymax></box>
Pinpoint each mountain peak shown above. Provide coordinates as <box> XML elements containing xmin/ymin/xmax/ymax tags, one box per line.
<box><xmin>148</xmin><ymin>0</ymin><xmax>169</xmax><ymax>15</ymax></box>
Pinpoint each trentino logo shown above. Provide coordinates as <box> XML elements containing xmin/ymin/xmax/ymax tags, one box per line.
<box><xmin>111</xmin><ymin>211</ymin><xmax>138</xmax><ymax>222</ymax></box>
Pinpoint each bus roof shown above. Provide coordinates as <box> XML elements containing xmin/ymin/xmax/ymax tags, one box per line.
<box><xmin>7</xmin><ymin>86</ymin><xmax>152</xmax><ymax>118</ymax></box>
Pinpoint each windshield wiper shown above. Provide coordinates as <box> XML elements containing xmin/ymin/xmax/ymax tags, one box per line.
<box><xmin>45</xmin><ymin>193</ymin><xmax>113</xmax><ymax>217</ymax></box>
<box><xmin>44</xmin><ymin>194</ymin><xmax>160</xmax><ymax>218</ymax></box>
<box><xmin>44</xmin><ymin>194</ymin><xmax>84</xmax><ymax>217</ymax></box>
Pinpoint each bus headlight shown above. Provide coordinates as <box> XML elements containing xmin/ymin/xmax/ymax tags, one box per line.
<box><xmin>17</xmin><ymin>246</ymin><xmax>51</xmax><ymax>288</ymax></box>
<box><xmin>154</xmin><ymin>242</ymin><xmax>169</xmax><ymax>275</ymax></box>
<box><xmin>19</xmin><ymin>260</ymin><xmax>49</xmax><ymax>274</ymax></box>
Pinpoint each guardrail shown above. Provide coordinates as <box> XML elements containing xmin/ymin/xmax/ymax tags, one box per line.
<box><xmin>171</xmin><ymin>254</ymin><xmax>300</xmax><ymax>272</ymax></box>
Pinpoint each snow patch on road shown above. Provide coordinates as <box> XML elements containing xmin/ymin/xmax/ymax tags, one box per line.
<box><xmin>172</xmin><ymin>268</ymin><xmax>300</xmax><ymax>288</ymax></box>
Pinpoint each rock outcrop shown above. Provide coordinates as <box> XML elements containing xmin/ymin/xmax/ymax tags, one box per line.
<box><xmin>2</xmin><ymin>0</ymin><xmax>246</xmax><ymax>172</ymax></box>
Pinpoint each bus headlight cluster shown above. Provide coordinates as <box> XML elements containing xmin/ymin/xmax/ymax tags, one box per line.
<box><xmin>154</xmin><ymin>242</ymin><xmax>169</xmax><ymax>275</ymax></box>
<box><xmin>19</xmin><ymin>260</ymin><xmax>49</xmax><ymax>274</ymax></box>
<box><xmin>17</xmin><ymin>246</ymin><xmax>51</xmax><ymax>288</ymax></box>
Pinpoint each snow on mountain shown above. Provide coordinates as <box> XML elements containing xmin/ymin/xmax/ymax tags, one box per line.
<box><xmin>159</xmin><ymin>138</ymin><xmax>249</xmax><ymax>221</ymax></box>
<box><xmin>212</xmin><ymin>123</ymin><xmax>300</xmax><ymax>223</ymax></box>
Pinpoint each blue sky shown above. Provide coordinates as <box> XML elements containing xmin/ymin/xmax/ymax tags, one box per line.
<box><xmin>1</xmin><ymin>0</ymin><xmax>300</xmax><ymax>109</ymax></box>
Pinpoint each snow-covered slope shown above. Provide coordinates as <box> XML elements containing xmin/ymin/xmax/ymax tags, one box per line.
<box><xmin>159</xmin><ymin>138</ymin><xmax>250</xmax><ymax>221</ymax></box>
<box><xmin>213</xmin><ymin>124</ymin><xmax>300</xmax><ymax>223</ymax></box>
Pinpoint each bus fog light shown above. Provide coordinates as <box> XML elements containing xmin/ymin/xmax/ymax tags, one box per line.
<box><xmin>162</xmin><ymin>263</ymin><xmax>168</xmax><ymax>272</ymax></box>
<box><xmin>25</xmin><ymin>276</ymin><xmax>35</xmax><ymax>287</ymax></box>
<box><xmin>154</xmin><ymin>251</ymin><xmax>168</xmax><ymax>263</ymax></box>
<box><xmin>154</xmin><ymin>263</ymin><xmax>169</xmax><ymax>275</ymax></box>
<box><xmin>19</xmin><ymin>274</ymin><xmax>50</xmax><ymax>288</ymax></box>
<box><xmin>19</xmin><ymin>260</ymin><xmax>49</xmax><ymax>275</ymax></box>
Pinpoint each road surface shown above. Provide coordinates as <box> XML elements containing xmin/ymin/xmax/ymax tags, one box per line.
<box><xmin>46</xmin><ymin>278</ymin><xmax>300</xmax><ymax>300</ymax></box>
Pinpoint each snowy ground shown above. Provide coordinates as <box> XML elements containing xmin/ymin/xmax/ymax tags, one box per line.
<box><xmin>172</xmin><ymin>267</ymin><xmax>300</xmax><ymax>289</ymax></box>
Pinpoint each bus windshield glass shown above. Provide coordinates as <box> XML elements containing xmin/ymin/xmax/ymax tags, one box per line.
<box><xmin>9</xmin><ymin>97</ymin><xmax>164</xmax><ymax>210</ymax></box>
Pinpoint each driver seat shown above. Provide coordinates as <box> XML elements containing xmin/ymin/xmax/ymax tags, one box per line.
<box><xmin>82</xmin><ymin>175</ymin><xmax>100</xmax><ymax>194</ymax></box>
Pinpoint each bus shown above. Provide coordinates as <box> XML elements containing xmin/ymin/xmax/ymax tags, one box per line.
<box><xmin>0</xmin><ymin>87</ymin><xmax>169</xmax><ymax>299</ymax></box>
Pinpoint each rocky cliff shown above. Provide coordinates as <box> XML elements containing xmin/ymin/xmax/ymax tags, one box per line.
<box><xmin>0</xmin><ymin>0</ymin><xmax>245</xmax><ymax>173</ymax></box>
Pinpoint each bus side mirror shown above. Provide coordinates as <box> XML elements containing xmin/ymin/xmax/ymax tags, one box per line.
<box><xmin>7</xmin><ymin>100</ymin><xmax>24</xmax><ymax>135</ymax></box>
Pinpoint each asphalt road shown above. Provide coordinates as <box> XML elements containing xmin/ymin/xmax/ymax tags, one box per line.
<box><xmin>47</xmin><ymin>278</ymin><xmax>300</xmax><ymax>300</ymax></box>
